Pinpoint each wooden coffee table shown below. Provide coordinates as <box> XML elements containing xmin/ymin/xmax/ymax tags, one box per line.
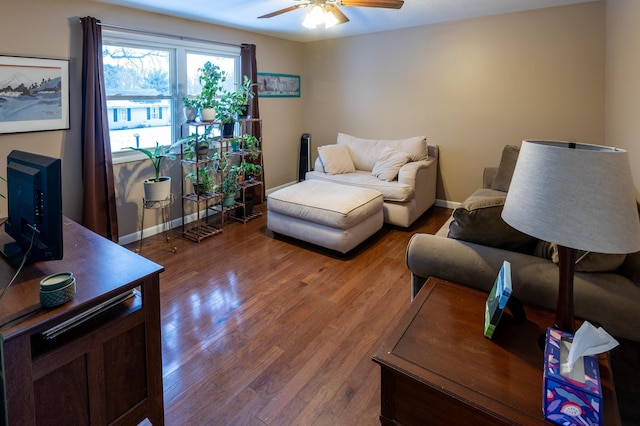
<box><xmin>372</xmin><ymin>277</ymin><xmax>621</xmax><ymax>425</ymax></box>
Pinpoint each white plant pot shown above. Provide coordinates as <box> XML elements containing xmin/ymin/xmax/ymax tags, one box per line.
<box><xmin>200</xmin><ymin>107</ymin><xmax>216</xmax><ymax>122</ymax></box>
<box><xmin>143</xmin><ymin>177</ymin><xmax>171</xmax><ymax>202</ymax></box>
<box><xmin>183</xmin><ymin>106</ymin><xmax>198</xmax><ymax>122</ymax></box>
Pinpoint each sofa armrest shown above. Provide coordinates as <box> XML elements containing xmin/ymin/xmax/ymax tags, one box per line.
<box><xmin>398</xmin><ymin>145</ymin><xmax>438</xmax><ymax>185</ymax></box>
<box><xmin>406</xmin><ymin>233</ymin><xmax>514</xmax><ymax>297</ymax></box>
<box><xmin>483</xmin><ymin>167</ymin><xmax>498</xmax><ymax>189</ymax></box>
<box><xmin>406</xmin><ymin>233</ymin><xmax>640</xmax><ymax>341</ymax></box>
<box><xmin>397</xmin><ymin>159</ymin><xmax>431</xmax><ymax>186</ymax></box>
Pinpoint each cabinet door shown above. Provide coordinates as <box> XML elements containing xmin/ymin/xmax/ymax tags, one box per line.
<box><xmin>34</xmin><ymin>356</ymin><xmax>90</xmax><ymax>425</ymax></box>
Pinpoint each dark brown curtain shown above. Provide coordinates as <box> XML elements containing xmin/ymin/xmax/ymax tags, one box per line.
<box><xmin>80</xmin><ymin>17</ymin><xmax>119</xmax><ymax>241</ymax></box>
<box><xmin>241</xmin><ymin>44</ymin><xmax>264</xmax><ymax>200</ymax></box>
<box><xmin>241</xmin><ymin>44</ymin><xmax>260</xmax><ymax>133</ymax></box>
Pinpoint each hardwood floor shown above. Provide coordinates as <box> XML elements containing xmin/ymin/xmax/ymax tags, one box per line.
<box><xmin>130</xmin><ymin>206</ymin><xmax>451</xmax><ymax>425</ymax></box>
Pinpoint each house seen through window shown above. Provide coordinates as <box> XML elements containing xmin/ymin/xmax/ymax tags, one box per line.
<box><xmin>102</xmin><ymin>30</ymin><xmax>240</xmax><ymax>155</ymax></box>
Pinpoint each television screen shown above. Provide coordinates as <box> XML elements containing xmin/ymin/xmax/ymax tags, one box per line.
<box><xmin>2</xmin><ymin>150</ymin><xmax>63</xmax><ymax>264</ymax></box>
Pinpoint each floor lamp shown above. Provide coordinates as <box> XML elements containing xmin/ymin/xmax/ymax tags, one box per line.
<box><xmin>501</xmin><ymin>140</ymin><xmax>640</xmax><ymax>333</ymax></box>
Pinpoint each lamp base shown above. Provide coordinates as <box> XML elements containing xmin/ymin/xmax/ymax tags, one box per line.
<box><xmin>555</xmin><ymin>245</ymin><xmax>577</xmax><ymax>333</ymax></box>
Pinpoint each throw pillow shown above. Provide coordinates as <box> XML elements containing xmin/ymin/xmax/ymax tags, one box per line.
<box><xmin>491</xmin><ymin>145</ymin><xmax>520</xmax><ymax>192</ymax></box>
<box><xmin>618</xmin><ymin>251</ymin><xmax>640</xmax><ymax>286</ymax></box>
<box><xmin>533</xmin><ymin>241</ymin><xmax>627</xmax><ymax>273</ymax></box>
<box><xmin>448</xmin><ymin>189</ymin><xmax>538</xmax><ymax>253</ymax></box>
<box><xmin>336</xmin><ymin>133</ymin><xmax>427</xmax><ymax>171</ymax></box>
<box><xmin>371</xmin><ymin>147</ymin><xmax>412</xmax><ymax>181</ymax></box>
<box><xmin>317</xmin><ymin>144</ymin><xmax>356</xmax><ymax>175</ymax></box>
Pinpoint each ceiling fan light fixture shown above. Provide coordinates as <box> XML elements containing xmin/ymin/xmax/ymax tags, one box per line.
<box><xmin>324</xmin><ymin>9</ymin><xmax>339</xmax><ymax>28</ymax></box>
<box><xmin>302</xmin><ymin>5</ymin><xmax>325</xmax><ymax>29</ymax></box>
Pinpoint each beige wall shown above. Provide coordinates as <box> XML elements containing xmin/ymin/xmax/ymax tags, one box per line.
<box><xmin>303</xmin><ymin>2</ymin><xmax>605</xmax><ymax>203</ymax></box>
<box><xmin>1</xmin><ymin>0</ymin><xmax>620</xmax><ymax>240</ymax></box>
<box><xmin>0</xmin><ymin>0</ymin><xmax>305</xmax><ymax>238</ymax></box>
<box><xmin>605</xmin><ymin>0</ymin><xmax>640</xmax><ymax>199</ymax></box>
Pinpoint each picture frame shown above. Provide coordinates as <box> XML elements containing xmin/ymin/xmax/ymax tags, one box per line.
<box><xmin>257</xmin><ymin>73</ymin><xmax>300</xmax><ymax>98</ymax></box>
<box><xmin>0</xmin><ymin>55</ymin><xmax>69</xmax><ymax>134</ymax></box>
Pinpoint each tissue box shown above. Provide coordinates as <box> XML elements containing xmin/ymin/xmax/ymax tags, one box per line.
<box><xmin>543</xmin><ymin>328</ymin><xmax>602</xmax><ymax>425</ymax></box>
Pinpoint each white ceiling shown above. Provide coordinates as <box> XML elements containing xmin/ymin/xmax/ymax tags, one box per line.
<box><xmin>94</xmin><ymin>0</ymin><xmax>597</xmax><ymax>43</ymax></box>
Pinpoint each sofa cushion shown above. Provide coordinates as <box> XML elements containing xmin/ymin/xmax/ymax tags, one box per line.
<box><xmin>337</xmin><ymin>133</ymin><xmax>427</xmax><ymax>171</ymax></box>
<box><xmin>371</xmin><ymin>147</ymin><xmax>412</xmax><ymax>181</ymax></box>
<box><xmin>305</xmin><ymin>170</ymin><xmax>414</xmax><ymax>202</ymax></box>
<box><xmin>317</xmin><ymin>144</ymin><xmax>356</xmax><ymax>174</ymax></box>
<box><xmin>448</xmin><ymin>188</ymin><xmax>538</xmax><ymax>252</ymax></box>
<box><xmin>534</xmin><ymin>241</ymin><xmax>627</xmax><ymax>273</ymax></box>
<box><xmin>619</xmin><ymin>251</ymin><xmax>640</xmax><ymax>286</ymax></box>
<box><xmin>491</xmin><ymin>145</ymin><xmax>520</xmax><ymax>192</ymax></box>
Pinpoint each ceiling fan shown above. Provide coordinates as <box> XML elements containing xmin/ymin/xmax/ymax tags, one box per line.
<box><xmin>258</xmin><ymin>0</ymin><xmax>404</xmax><ymax>28</ymax></box>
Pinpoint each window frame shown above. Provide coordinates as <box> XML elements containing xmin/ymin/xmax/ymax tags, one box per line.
<box><xmin>102</xmin><ymin>30</ymin><xmax>241</xmax><ymax>164</ymax></box>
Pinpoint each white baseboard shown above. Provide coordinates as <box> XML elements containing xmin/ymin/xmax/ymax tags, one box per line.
<box><xmin>435</xmin><ymin>199</ymin><xmax>460</xmax><ymax>209</ymax></box>
<box><xmin>120</xmin><ymin>182</ymin><xmax>299</xmax><ymax>246</ymax></box>
<box><xmin>120</xmin><ymin>187</ymin><xmax>457</xmax><ymax>246</ymax></box>
<box><xmin>119</xmin><ymin>209</ymin><xmax>212</xmax><ymax>246</ymax></box>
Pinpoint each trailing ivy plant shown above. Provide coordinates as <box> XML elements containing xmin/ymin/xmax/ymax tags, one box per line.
<box><xmin>197</xmin><ymin>61</ymin><xmax>226</xmax><ymax>109</ymax></box>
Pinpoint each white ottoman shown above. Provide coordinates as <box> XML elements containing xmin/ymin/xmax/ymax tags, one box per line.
<box><xmin>267</xmin><ymin>180</ymin><xmax>384</xmax><ymax>253</ymax></box>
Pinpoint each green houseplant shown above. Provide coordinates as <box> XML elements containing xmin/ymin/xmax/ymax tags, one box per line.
<box><xmin>243</xmin><ymin>134</ymin><xmax>260</xmax><ymax>159</ymax></box>
<box><xmin>185</xmin><ymin>165</ymin><xmax>215</xmax><ymax>196</ymax></box>
<box><xmin>243</xmin><ymin>162</ymin><xmax>262</xmax><ymax>181</ymax></box>
<box><xmin>221</xmin><ymin>166</ymin><xmax>240</xmax><ymax>207</ymax></box>
<box><xmin>234</xmin><ymin>75</ymin><xmax>257</xmax><ymax>119</ymax></box>
<box><xmin>128</xmin><ymin>142</ymin><xmax>176</xmax><ymax>201</ymax></box>
<box><xmin>197</xmin><ymin>61</ymin><xmax>226</xmax><ymax>122</ymax></box>
<box><xmin>216</xmin><ymin>92</ymin><xmax>238</xmax><ymax>138</ymax></box>
<box><xmin>173</xmin><ymin>125</ymin><xmax>218</xmax><ymax>161</ymax></box>
<box><xmin>216</xmin><ymin>75</ymin><xmax>257</xmax><ymax>136</ymax></box>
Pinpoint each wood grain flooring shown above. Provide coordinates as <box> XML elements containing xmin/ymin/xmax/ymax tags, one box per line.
<box><xmin>130</xmin><ymin>206</ymin><xmax>451</xmax><ymax>425</ymax></box>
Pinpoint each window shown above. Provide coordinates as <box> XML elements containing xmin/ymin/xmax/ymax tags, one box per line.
<box><xmin>102</xmin><ymin>30</ymin><xmax>240</xmax><ymax>158</ymax></box>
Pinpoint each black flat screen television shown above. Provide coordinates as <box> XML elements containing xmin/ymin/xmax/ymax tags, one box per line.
<box><xmin>2</xmin><ymin>150</ymin><xmax>63</xmax><ymax>264</ymax></box>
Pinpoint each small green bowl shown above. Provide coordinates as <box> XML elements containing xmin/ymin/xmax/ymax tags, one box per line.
<box><xmin>40</xmin><ymin>277</ymin><xmax>76</xmax><ymax>308</ymax></box>
<box><xmin>40</xmin><ymin>272</ymin><xmax>74</xmax><ymax>292</ymax></box>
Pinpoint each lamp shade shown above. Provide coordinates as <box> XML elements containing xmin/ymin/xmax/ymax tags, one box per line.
<box><xmin>502</xmin><ymin>140</ymin><xmax>640</xmax><ymax>254</ymax></box>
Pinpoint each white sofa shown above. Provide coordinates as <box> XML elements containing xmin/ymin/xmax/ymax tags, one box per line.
<box><xmin>305</xmin><ymin>133</ymin><xmax>438</xmax><ymax>228</ymax></box>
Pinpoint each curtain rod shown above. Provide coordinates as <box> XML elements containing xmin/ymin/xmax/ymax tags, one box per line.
<box><xmin>80</xmin><ymin>19</ymin><xmax>242</xmax><ymax>49</ymax></box>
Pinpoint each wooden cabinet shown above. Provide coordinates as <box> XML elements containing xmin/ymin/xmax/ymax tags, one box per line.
<box><xmin>0</xmin><ymin>217</ymin><xmax>164</xmax><ymax>425</ymax></box>
<box><xmin>179</xmin><ymin>119</ymin><xmax>263</xmax><ymax>242</ymax></box>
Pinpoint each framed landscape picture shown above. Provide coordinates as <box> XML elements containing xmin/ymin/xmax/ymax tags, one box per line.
<box><xmin>0</xmin><ymin>55</ymin><xmax>69</xmax><ymax>134</ymax></box>
<box><xmin>257</xmin><ymin>73</ymin><xmax>300</xmax><ymax>98</ymax></box>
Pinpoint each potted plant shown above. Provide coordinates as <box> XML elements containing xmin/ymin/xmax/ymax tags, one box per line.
<box><xmin>174</xmin><ymin>125</ymin><xmax>217</xmax><ymax>160</ymax></box>
<box><xmin>185</xmin><ymin>165</ymin><xmax>215</xmax><ymax>196</ymax></box>
<box><xmin>235</xmin><ymin>75</ymin><xmax>257</xmax><ymax>119</ymax></box>
<box><xmin>216</xmin><ymin>92</ymin><xmax>237</xmax><ymax>138</ymax></box>
<box><xmin>243</xmin><ymin>134</ymin><xmax>260</xmax><ymax>160</ymax></box>
<box><xmin>221</xmin><ymin>167</ymin><xmax>240</xmax><ymax>207</ymax></box>
<box><xmin>197</xmin><ymin>61</ymin><xmax>226</xmax><ymax>122</ymax></box>
<box><xmin>182</xmin><ymin>97</ymin><xmax>200</xmax><ymax>122</ymax></box>
<box><xmin>211</xmin><ymin>148</ymin><xmax>229</xmax><ymax>173</ymax></box>
<box><xmin>231</xmin><ymin>163</ymin><xmax>245</xmax><ymax>183</ymax></box>
<box><xmin>229</xmin><ymin>138</ymin><xmax>241</xmax><ymax>152</ymax></box>
<box><xmin>243</xmin><ymin>162</ymin><xmax>262</xmax><ymax>181</ymax></box>
<box><xmin>128</xmin><ymin>142</ymin><xmax>176</xmax><ymax>202</ymax></box>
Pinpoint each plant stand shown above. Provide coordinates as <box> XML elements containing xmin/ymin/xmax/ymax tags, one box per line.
<box><xmin>138</xmin><ymin>193</ymin><xmax>175</xmax><ymax>253</ymax></box>
<box><xmin>179</xmin><ymin>119</ymin><xmax>264</xmax><ymax>239</ymax></box>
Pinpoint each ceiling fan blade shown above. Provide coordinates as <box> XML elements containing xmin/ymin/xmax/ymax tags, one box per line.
<box><xmin>258</xmin><ymin>4</ymin><xmax>308</xmax><ymax>19</ymax></box>
<box><xmin>327</xmin><ymin>5</ymin><xmax>350</xmax><ymax>24</ymax></box>
<box><xmin>339</xmin><ymin>0</ymin><xmax>404</xmax><ymax>9</ymax></box>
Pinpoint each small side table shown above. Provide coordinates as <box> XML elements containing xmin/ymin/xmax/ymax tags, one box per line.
<box><xmin>139</xmin><ymin>194</ymin><xmax>175</xmax><ymax>253</ymax></box>
<box><xmin>372</xmin><ymin>277</ymin><xmax>621</xmax><ymax>425</ymax></box>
